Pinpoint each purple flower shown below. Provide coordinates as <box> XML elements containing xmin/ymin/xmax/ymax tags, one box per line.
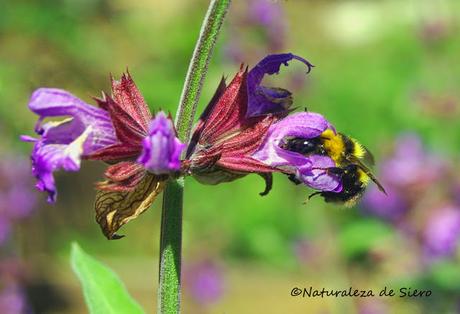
<box><xmin>453</xmin><ymin>184</ymin><xmax>460</xmax><ymax>206</ymax></box>
<box><xmin>0</xmin><ymin>154</ymin><xmax>38</xmax><ymax>246</ymax></box>
<box><xmin>137</xmin><ymin>112</ymin><xmax>185</xmax><ymax>175</ymax></box>
<box><xmin>21</xmin><ymin>73</ymin><xmax>185</xmax><ymax>239</ymax></box>
<box><xmin>184</xmin><ymin>260</ymin><xmax>224</xmax><ymax>305</ymax></box>
<box><xmin>249</xmin><ymin>0</ymin><xmax>283</xmax><ymax>26</ymax></box>
<box><xmin>186</xmin><ymin>53</ymin><xmax>313</xmax><ymax>195</ymax></box>
<box><xmin>380</xmin><ymin>134</ymin><xmax>443</xmax><ymax>187</ymax></box>
<box><xmin>362</xmin><ymin>133</ymin><xmax>445</xmax><ymax>220</ymax></box>
<box><xmin>0</xmin><ymin>155</ymin><xmax>37</xmax><ymax>220</ymax></box>
<box><xmin>419</xmin><ymin>20</ymin><xmax>449</xmax><ymax>44</ymax></box>
<box><xmin>252</xmin><ymin>112</ymin><xmax>342</xmax><ymax>192</ymax></box>
<box><xmin>0</xmin><ymin>283</ymin><xmax>27</xmax><ymax>314</ymax></box>
<box><xmin>224</xmin><ymin>0</ymin><xmax>287</xmax><ymax>63</ymax></box>
<box><xmin>0</xmin><ymin>216</ymin><xmax>11</xmax><ymax>246</ymax></box>
<box><xmin>249</xmin><ymin>0</ymin><xmax>286</xmax><ymax>49</ymax></box>
<box><xmin>423</xmin><ymin>206</ymin><xmax>460</xmax><ymax>260</ymax></box>
<box><xmin>292</xmin><ymin>238</ymin><xmax>319</xmax><ymax>265</ymax></box>
<box><xmin>362</xmin><ymin>184</ymin><xmax>408</xmax><ymax>221</ymax></box>
<box><xmin>21</xmin><ymin>88</ymin><xmax>117</xmax><ymax>202</ymax></box>
<box><xmin>358</xmin><ymin>300</ymin><xmax>388</xmax><ymax>314</ymax></box>
<box><xmin>247</xmin><ymin>53</ymin><xmax>314</xmax><ymax>117</ymax></box>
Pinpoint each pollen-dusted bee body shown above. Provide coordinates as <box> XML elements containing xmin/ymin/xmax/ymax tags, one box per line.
<box><xmin>283</xmin><ymin>129</ymin><xmax>385</xmax><ymax>207</ymax></box>
<box><xmin>309</xmin><ymin>164</ymin><xmax>369</xmax><ymax>207</ymax></box>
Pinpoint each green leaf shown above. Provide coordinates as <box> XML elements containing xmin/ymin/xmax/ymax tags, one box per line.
<box><xmin>430</xmin><ymin>260</ymin><xmax>460</xmax><ymax>291</ymax></box>
<box><xmin>339</xmin><ymin>219</ymin><xmax>393</xmax><ymax>258</ymax></box>
<box><xmin>70</xmin><ymin>242</ymin><xmax>145</xmax><ymax>314</ymax></box>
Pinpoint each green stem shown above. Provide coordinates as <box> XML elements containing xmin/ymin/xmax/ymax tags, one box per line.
<box><xmin>158</xmin><ymin>179</ymin><xmax>184</xmax><ymax>314</ymax></box>
<box><xmin>158</xmin><ymin>1</ymin><xmax>230</xmax><ymax>313</ymax></box>
<box><xmin>174</xmin><ymin>0</ymin><xmax>231</xmax><ymax>144</ymax></box>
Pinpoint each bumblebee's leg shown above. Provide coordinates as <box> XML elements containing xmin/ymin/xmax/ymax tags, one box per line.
<box><xmin>303</xmin><ymin>191</ymin><xmax>323</xmax><ymax>204</ymax></box>
<box><xmin>308</xmin><ymin>191</ymin><xmax>322</xmax><ymax>199</ymax></box>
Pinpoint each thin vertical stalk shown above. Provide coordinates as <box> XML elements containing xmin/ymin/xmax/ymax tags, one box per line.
<box><xmin>158</xmin><ymin>1</ymin><xmax>230</xmax><ymax>313</ymax></box>
<box><xmin>174</xmin><ymin>0</ymin><xmax>231</xmax><ymax>143</ymax></box>
<box><xmin>158</xmin><ymin>179</ymin><xmax>184</xmax><ymax>314</ymax></box>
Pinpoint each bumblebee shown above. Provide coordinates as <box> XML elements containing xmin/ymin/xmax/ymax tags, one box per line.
<box><xmin>282</xmin><ymin>129</ymin><xmax>386</xmax><ymax>207</ymax></box>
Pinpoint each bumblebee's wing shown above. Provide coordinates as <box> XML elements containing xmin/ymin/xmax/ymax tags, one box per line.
<box><xmin>361</xmin><ymin>144</ymin><xmax>375</xmax><ymax>166</ymax></box>
<box><xmin>349</xmin><ymin>155</ymin><xmax>387</xmax><ymax>195</ymax></box>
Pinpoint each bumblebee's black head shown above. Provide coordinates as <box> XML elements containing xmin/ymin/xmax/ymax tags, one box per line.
<box><xmin>309</xmin><ymin>164</ymin><xmax>369</xmax><ymax>207</ymax></box>
<box><xmin>281</xmin><ymin>136</ymin><xmax>326</xmax><ymax>155</ymax></box>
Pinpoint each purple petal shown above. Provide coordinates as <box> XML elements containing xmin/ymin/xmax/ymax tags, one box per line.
<box><xmin>247</xmin><ymin>53</ymin><xmax>314</xmax><ymax>117</ymax></box>
<box><xmin>137</xmin><ymin>112</ymin><xmax>185</xmax><ymax>175</ymax></box>
<box><xmin>30</xmin><ymin>127</ymin><xmax>91</xmax><ymax>203</ymax></box>
<box><xmin>252</xmin><ymin>112</ymin><xmax>332</xmax><ymax>167</ymax></box>
<box><xmin>22</xmin><ymin>88</ymin><xmax>117</xmax><ymax>202</ymax></box>
<box><xmin>297</xmin><ymin>155</ymin><xmax>342</xmax><ymax>192</ymax></box>
<box><xmin>19</xmin><ymin>135</ymin><xmax>36</xmax><ymax>142</ymax></box>
<box><xmin>28</xmin><ymin>88</ymin><xmax>117</xmax><ymax>151</ymax></box>
<box><xmin>253</xmin><ymin>112</ymin><xmax>341</xmax><ymax>192</ymax></box>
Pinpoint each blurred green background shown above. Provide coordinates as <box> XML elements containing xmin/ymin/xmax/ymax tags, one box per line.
<box><xmin>1</xmin><ymin>0</ymin><xmax>460</xmax><ymax>313</ymax></box>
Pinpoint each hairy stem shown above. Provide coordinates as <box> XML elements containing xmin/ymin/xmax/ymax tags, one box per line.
<box><xmin>158</xmin><ymin>179</ymin><xmax>184</xmax><ymax>314</ymax></box>
<box><xmin>174</xmin><ymin>0</ymin><xmax>231</xmax><ymax>144</ymax></box>
<box><xmin>158</xmin><ymin>1</ymin><xmax>230</xmax><ymax>313</ymax></box>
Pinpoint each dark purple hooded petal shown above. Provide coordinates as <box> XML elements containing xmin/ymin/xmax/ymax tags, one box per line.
<box><xmin>137</xmin><ymin>112</ymin><xmax>185</xmax><ymax>175</ymax></box>
<box><xmin>22</xmin><ymin>88</ymin><xmax>117</xmax><ymax>202</ymax></box>
<box><xmin>247</xmin><ymin>53</ymin><xmax>314</xmax><ymax>117</ymax></box>
<box><xmin>253</xmin><ymin>112</ymin><xmax>341</xmax><ymax>192</ymax></box>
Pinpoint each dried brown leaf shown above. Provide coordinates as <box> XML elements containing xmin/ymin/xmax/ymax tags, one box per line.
<box><xmin>94</xmin><ymin>173</ymin><xmax>166</xmax><ymax>239</ymax></box>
